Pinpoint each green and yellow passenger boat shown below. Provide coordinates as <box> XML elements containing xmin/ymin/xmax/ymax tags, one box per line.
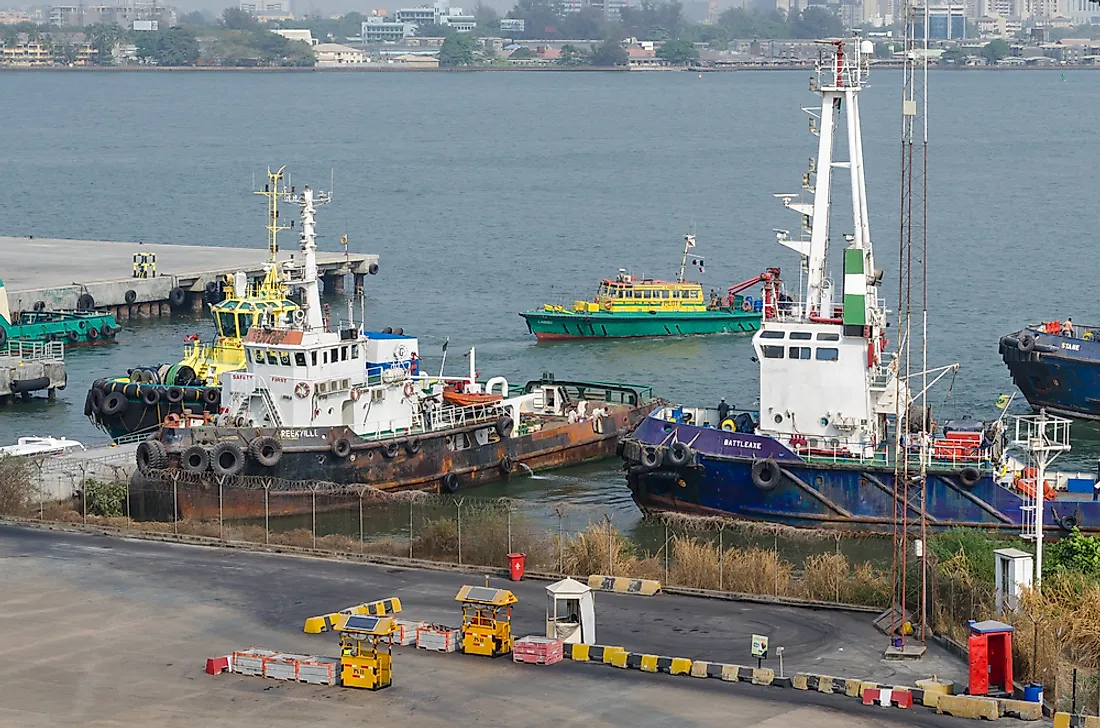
<box><xmin>520</xmin><ymin>235</ymin><xmax>781</xmax><ymax>340</ymax></box>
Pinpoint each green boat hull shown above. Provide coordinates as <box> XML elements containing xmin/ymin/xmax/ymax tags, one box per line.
<box><xmin>520</xmin><ymin>310</ymin><xmax>760</xmax><ymax>340</ymax></box>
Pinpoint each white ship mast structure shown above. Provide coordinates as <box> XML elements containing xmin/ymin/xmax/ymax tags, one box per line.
<box><xmin>753</xmin><ymin>39</ymin><xmax>900</xmax><ymax>455</ymax></box>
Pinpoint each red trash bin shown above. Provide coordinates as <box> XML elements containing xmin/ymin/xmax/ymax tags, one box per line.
<box><xmin>508</xmin><ymin>552</ymin><xmax>526</xmax><ymax>581</ymax></box>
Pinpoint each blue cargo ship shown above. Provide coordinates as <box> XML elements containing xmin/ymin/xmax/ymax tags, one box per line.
<box><xmin>1000</xmin><ymin>324</ymin><xmax>1100</xmax><ymax>421</ymax></box>
<box><xmin>619</xmin><ymin>39</ymin><xmax>1100</xmax><ymax>535</ymax></box>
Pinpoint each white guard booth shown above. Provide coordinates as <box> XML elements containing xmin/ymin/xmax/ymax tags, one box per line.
<box><xmin>545</xmin><ymin>577</ymin><xmax>596</xmax><ymax>645</ymax></box>
<box><xmin>993</xmin><ymin>547</ymin><xmax>1034</xmax><ymax>614</ymax></box>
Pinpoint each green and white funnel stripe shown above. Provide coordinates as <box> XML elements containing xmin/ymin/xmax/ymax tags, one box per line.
<box><xmin>842</xmin><ymin>247</ymin><xmax>867</xmax><ymax>327</ymax></box>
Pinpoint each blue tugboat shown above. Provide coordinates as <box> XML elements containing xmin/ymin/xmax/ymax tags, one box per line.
<box><xmin>999</xmin><ymin>322</ymin><xmax>1100</xmax><ymax>420</ymax></box>
<box><xmin>619</xmin><ymin>39</ymin><xmax>1100</xmax><ymax>534</ymax></box>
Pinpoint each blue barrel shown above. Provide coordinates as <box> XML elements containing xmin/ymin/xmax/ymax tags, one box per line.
<box><xmin>1023</xmin><ymin>683</ymin><xmax>1043</xmax><ymax>703</ymax></box>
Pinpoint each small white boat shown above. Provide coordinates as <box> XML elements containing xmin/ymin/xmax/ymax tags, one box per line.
<box><xmin>0</xmin><ymin>436</ymin><xmax>85</xmax><ymax>457</ymax></box>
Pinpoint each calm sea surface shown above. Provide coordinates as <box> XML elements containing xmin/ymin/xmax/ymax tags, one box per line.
<box><xmin>1</xmin><ymin>68</ymin><xmax>1098</xmax><ymax>526</ymax></box>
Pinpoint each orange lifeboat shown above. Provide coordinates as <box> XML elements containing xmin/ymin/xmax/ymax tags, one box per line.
<box><xmin>442</xmin><ymin>389</ymin><xmax>503</xmax><ymax>407</ymax></box>
<box><xmin>1014</xmin><ymin>466</ymin><xmax>1057</xmax><ymax>501</ymax></box>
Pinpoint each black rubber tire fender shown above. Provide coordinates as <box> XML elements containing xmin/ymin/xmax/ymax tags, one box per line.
<box><xmin>249</xmin><ymin>436</ymin><xmax>282</xmax><ymax>467</ymax></box>
<box><xmin>442</xmin><ymin>472</ymin><xmax>460</xmax><ymax>494</ymax></box>
<box><xmin>124</xmin><ymin>289</ymin><xmax>137</xmax><ymax>304</ymax></box>
<box><xmin>382</xmin><ymin>441</ymin><xmax>400</xmax><ymax>459</ymax></box>
<box><xmin>100</xmin><ymin>391</ymin><xmax>128</xmax><ymax>417</ymax></box>
<box><xmin>168</xmin><ymin>287</ymin><xmax>187</xmax><ymax>309</ymax></box>
<box><xmin>91</xmin><ymin>387</ymin><xmax>105</xmax><ymax>413</ymax></box>
<box><xmin>1018</xmin><ymin>332</ymin><xmax>1036</xmax><ymax>353</ymax></box>
<box><xmin>181</xmin><ymin>445</ymin><xmax>210</xmax><ymax>474</ymax></box>
<box><xmin>83</xmin><ymin>389</ymin><xmax>95</xmax><ymax>417</ymax></box>
<box><xmin>76</xmin><ymin>293</ymin><xmax>95</xmax><ymax>311</ymax></box>
<box><xmin>210</xmin><ymin>441</ymin><xmax>245</xmax><ymax>477</ymax></box>
<box><xmin>33</xmin><ymin>300</ymin><xmax>46</xmax><ymax>312</ymax></box>
<box><xmin>751</xmin><ymin>458</ymin><xmax>782</xmax><ymax>490</ymax></box>
<box><xmin>142</xmin><ymin>387</ymin><xmax>162</xmax><ymax>406</ymax></box>
<box><xmin>959</xmin><ymin>466</ymin><xmax>981</xmax><ymax>488</ymax></box>
<box><xmin>498</xmin><ymin>456</ymin><xmax>514</xmax><ymax>476</ymax></box>
<box><xmin>495</xmin><ymin>416</ymin><xmax>514</xmax><ymax>438</ymax></box>
<box><xmin>667</xmin><ymin>441</ymin><xmax>692</xmax><ymax>467</ymax></box>
<box><xmin>166</xmin><ymin>386</ymin><xmax>184</xmax><ymax>404</ymax></box>
<box><xmin>368</xmin><ymin>262</ymin><xmax>379</xmax><ymax>275</ymax></box>
<box><xmin>641</xmin><ymin>446</ymin><xmax>663</xmax><ymax>470</ymax></box>
<box><xmin>0</xmin><ymin>327</ymin><xmax>7</xmax><ymax>347</ymax></box>
<box><xmin>87</xmin><ymin>327</ymin><xmax>99</xmax><ymax>341</ymax></box>
<box><xmin>331</xmin><ymin>437</ymin><xmax>352</xmax><ymax>459</ymax></box>
<box><xmin>136</xmin><ymin>440</ymin><xmax>168</xmax><ymax>473</ymax></box>
<box><xmin>67</xmin><ymin>330</ymin><xmax>79</xmax><ymax>343</ymax></box>
<box><xmin>201</xmin><ymin>388</ymin><xmax>221</xmax><ymax>406</ymax></box>
<box><xmin>405</xmin><ymin>438</ymin><xmax>422</xmax><ymax>455</ymax></box>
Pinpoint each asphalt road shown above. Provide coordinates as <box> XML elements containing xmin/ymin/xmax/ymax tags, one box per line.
<box><xmin>0</xmin><ymin>524</ymin><xmax>998</xmax><ymax>727</ymax></box>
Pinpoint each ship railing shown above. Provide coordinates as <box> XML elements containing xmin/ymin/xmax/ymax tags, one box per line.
<box><xmin>3</xmin><ymin>340</ymin><xmax>64</xmax><ymax>362</ymax></box>
<box><xmin>427</xmin><ymin>401</ymin><xmax>505</xmax><ymax>432</ymax></box>
<box><xmin>794</xmin><ymin>435</ymin><xmax>991</xmax><ymax>470</ymax></box>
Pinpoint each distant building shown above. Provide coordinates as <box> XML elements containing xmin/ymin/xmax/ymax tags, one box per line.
<box><xmin>975</xmin><ymin>14</ymin><xmax>1006</xmax><ymax>35</ymax></box>
<box><xmin>1064</xmin><ymin>0</ymin><xmax>1100</xmax><ymax>24</ymax></box>
<box><xmin>1</xmin><ymin>42</ymin><xmax>53</xmax><ymax>66</ymax></box>
<box><xmin>499</xmin><ymin>17</ymin><xmax>524</xmax><ymax>31</ymax></box>
<box><xmin>393</xmin><ymin>1</ymin><xmax>475</xmax><ymax>30</ymax></box>
<box><xmin>314</xmin><ymin>42</ymin><xmax>366</xmax><ymax>64</ymax></box>
<box><xmin>914</xmin><ymin>4</ymin><xmax>966</xmax><ymax>39</ymax></box>
<box><xmin>0</xmin><ymin>9</ymin><xmax>37</xmax><ymax>23</ymax></box>
<box><xmin>49</xmin><ymin>2</ymin><xmax>177</xmax><ymax>29</ymax></box>
<box><xmin>132</xmin><ymin>19</ymin><xmax>158</xmax><ymax>30</ymax></box>
<box><xmin>388</xmin><ymin>52</ymin><xmax>438</xmax><ymax>66</ymax></box>
<box><xmin>240</xmin><ymin>0</ymin><xmax>292</xmax><ymax>20</ymax></box>
<box><xmin>272</xmin><ymin>28</ymin><xmax>316</xmax><ymax>44</ymax></box>
<box><xmin>362</xmin><ymin>16</ymin><xmax>416</xmax><ymax>42</ymax></box>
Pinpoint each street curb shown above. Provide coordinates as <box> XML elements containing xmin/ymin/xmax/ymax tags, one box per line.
<box><xmin>0</xmin><ymin>517</ymin><xmax>884</xmax><ymax>614</ymax></box>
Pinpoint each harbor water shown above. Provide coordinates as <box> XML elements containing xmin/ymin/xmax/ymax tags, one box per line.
<box><xmin>2</xmin><ymin>69</ymin><xmax>1100</xmax><ymax>530</ymax></box>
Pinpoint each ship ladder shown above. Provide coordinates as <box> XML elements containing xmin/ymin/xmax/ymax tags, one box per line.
<box><xmin>257</xmin><ymin>388</ymin><xmax>283</xmax><ymax>428</ymax></box>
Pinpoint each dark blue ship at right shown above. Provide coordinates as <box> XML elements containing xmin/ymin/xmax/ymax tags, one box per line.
<box><xmin>620</xmin><ymin>39</ymin><xmax>1100</xmax><ymax>535</ymax></box>
<box><xmin>1000</xmin><ymin>322</ymin><xmax>1100</xmax><ymax>421</ymax></box>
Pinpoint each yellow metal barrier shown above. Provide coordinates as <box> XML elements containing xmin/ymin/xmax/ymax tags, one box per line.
<box><xmin>303</xmin><ymin>597</ymin><xmax>403</xmax><ymax>634</ymax></box>
<box><xmin>586</xmin><ymin>575</ymin><xmax>661</xmax><ymax>596</ymax></box>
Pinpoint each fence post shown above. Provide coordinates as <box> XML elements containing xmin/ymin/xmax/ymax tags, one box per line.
<box><xmin>507</xmin><ymin>502</ymin><xmax>512</xmax><ymax>557</ymax></box>
<box><xmin>264</xmin><ymin>481</ymin><xmax>270</xmax><ymax>545</ymax></box>
<box><xmin>218</xmin><ymin>475</ymin><xmax>224</xmax><ymax>542</ymax></box>
<box><xmin>456</xmin><ymin>499</ymin><xmax>463</xmax><ymax>566</ymax></box>
<box><xmin>664</xmin><ymin>521</ymin><xmax>669</xmax><ymax>586</ymax></box>
<box><xmin>359</xmin><ymin>490</ymin><xmax>365</xmax><ymax>553</ymax></box>
<box><xmin>555</xmin><ymin>506</ymin><xmax>565</xmax><ymax>575</ymax></box>
<box><xmin>81</xmin><ymin>467</ymin><xmax>87</xmax><ymax>525</ymax></box>
<box><xmin>773</xmin><ymin>528</ymin><xmax>779</xmax><ymax>596</ymax></box>
<box><xmin>409</xmin><ymin>499</ymin><xmax>414</xmax><ymax>559</ymax></box>
<box><xmin>835</xmin><ymin>532</ymin><xmax>841</xmax><ymax>603</ymax></box>
<box><xmin>311</xmin><ymin>486</ymin><xmax>317</xmax><ymax>550</ymax></box>
<box><xmin>719</xmin><ymin>524</ymin><xmax>725</xmax><ymax>592</ymax></box>
<box><xmin>604</xmin><ymin>514</ymin><xmax>614</xmax><ymax>577</ymax></box>
<box><xmin>172</xmin><ymin>473</ymin><xmax>178</xmax><ymax>535</ymax></box>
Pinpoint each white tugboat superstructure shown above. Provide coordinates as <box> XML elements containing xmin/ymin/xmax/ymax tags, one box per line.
<box><xmin>753</xmin><ymin>38</ymin><xmax>897</xmax><ymax>456</ymax></box>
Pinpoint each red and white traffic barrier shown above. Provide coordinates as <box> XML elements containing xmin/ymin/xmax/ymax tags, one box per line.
<box><xmin>862</xmin><ymin>688</ymin><xmax>913</xmax><ymax>709</ymax></box>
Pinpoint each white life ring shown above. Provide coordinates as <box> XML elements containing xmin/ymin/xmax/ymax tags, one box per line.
<box><xmin>294</xmin><ymin>381</ymin><xmax>311</xmax><ymax>399</ymax></box>
<box><xmin>397</xmin><ymin>345</ymin><xmax>407</xmax><ymax>358</ymax></box>
<box><xmin>350</xmin><ymin>387</ymin><xmax>361</xmax><ymax>401</ymax></box>
<box><xmin>403</xmin><ymin>382</ymin><xmax>415</xmax><ymax>397</ymax></box>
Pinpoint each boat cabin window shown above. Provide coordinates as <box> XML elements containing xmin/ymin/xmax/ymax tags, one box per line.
<box><xmin>295</xmin><ymin>353</ymin><xmax>306</xmax><ymax>367</ymax></box>
<box><xmin>279</xmin><ymin>351</ymin><xmax>290</xmax><ymax>366</ymax></box>
<box><xmin>331</xmin><ymin>347</ymin><xmax>339</xmax><ymax>363</ymax></box>
<box><xmin>217</xmin><ymin>312</ymin><xmax>237</xmax><ymax>337</ymax></box>
<box><xmin>351</xmin><ymin>344</ymin><xmax>359</xmax><ymax>359</ymax></box>
<box><xmin>816</xmin><ymin>333</ymin><xmax>840</xmax><ymax>341</ymax></box>
<box><xmin>632</xmin><ymin>290</ymin><xmax>642</xmax><ymax>299</ymax></box>
<box><xmin>690</xmin><ymin>290</ymin><xmax>700</xmax><ymax>299</ymax></box>
<box><xmin>759</xmin><ymin>330</ymin><xmax>785</xmax><ymax>339</ymax></box>
<box><xmin>790</xmin><ymin>332</ymin><xmax>812</xmax><ymax>340</ymax></box>
<box><xmin>341</xmin><ymin>346</ymin><xmax>348</xmax><ymax>362</ymax></box>
<box><xmin>816</xmin><ymin>348</ymin><xmax>839</xmax><ymax>361</ymax></box>
<box><xmin>762</xmin><ymin>345</ymin><xmax>784</xmax><ymax>359</ymax></box>
<box><xmin>672</xmin><ymin>290</ymin><xmax>681</xmax><ymax>299</ymax></box>
<box><xmin>788</xmin><ymin>346</ymin><xmax>811</xmax><ymax>360</ymax></box>
<box><xmin>266</xmin><ymin>351</ymin><xmax>277</xmax><ymax>365</ymax></box>
<box><xmin>253</xmin><ymin>349</ymin><xmax>264</xmax><ymax>363</ymax></box>
<box><xmin>311</xmin><ymin>351</ymin><xmax>318</xmax><ymax>366</ymax></box>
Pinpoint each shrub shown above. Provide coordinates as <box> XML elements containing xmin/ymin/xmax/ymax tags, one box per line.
<box><xmin>83</xmin><ymin>479</ymin><xmax>128</xmax><ymax>517</ymax></box>
<box><xmin>0</xmin><ymin>456</ymin><xmax>31</xmax><ymax>515</ymax></box>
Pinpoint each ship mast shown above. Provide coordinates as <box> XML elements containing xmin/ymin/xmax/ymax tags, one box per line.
<box><xmin>283</xmin><ymin>183</ymin><xmax>331</xmax><ymax>331</ymax></box>
<box><xmin>678</xmin><ymin>233</ymin><xmax>696</xmax><ymax>283</ymax></box>
<box><xmin>891</xmin><ymin>0</ymin><xmax>930</xmax><ymax>654</ymax></box>
<box><xmin>254</xmin><ymin>166</ymin><xmax>290</xmax><ymax>293</ymax></box>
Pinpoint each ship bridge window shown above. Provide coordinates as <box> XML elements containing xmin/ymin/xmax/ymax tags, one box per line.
<box><xmin>789</xmin><ymin>346</ymin><xmax>811</xmax><ymax>360</ymax></box>
<box><xmin>672</xmin><ymin>290</ymin><xmax>681</xmax><ymax>299</ymax></box>
<box><xmin>762</xmin><ymin>345</ymin><xmax>784</xmax><ymax>359</ymax></box>
<box><xmin>759</xmin><ymin>330</ymin><xmax>785</xmax><ymax>339</ymax></box>
<box><xmin>351</xmin><ymin>344</ymin><xmax>359</xmax><ymax>359</ymax></box>
<box><xmin>690</xmin><ymin>290</ymin><xmax>700</xmax><ymax>299</ymax></box>
<box><xmin>331</xmin><ymin>347</ymin><xmax>339</xmax><ymax>363</ymax></box>
<box><xmin>266</xmin><ymin>351</ymin><xmax>278</xmax><ymax>366</ymax></box>
<box><xmin>217</xmin><ymin>312</ymin><xmax>237</xmax><ymax>337</ymax></box>
<box><xmin>311</xmin><ymin>351</ymin><xmax>317</xmax><ymax>366</ymax></box>
<box><xmin>253</xmin><ymin>349</ymin><xmax>264</xmax><ymax>364</ymax></box>
<box><xmin>341</xmin><ymin>346</ymin><xmax>348</xmax><ymax>361</ymax></box>
<box><xmin>280</xmin><ymin>351</ymin><xmax>290</xmax><ymax>366</ymax></box>
<box><xmin>295</xmin><ymin>352</ymin><xmax>306</xmax><ymax>367</ymax></box>
<box><xmin>816</xmin><ymin>333</ymin><xmax>840</xmax><ymax>341</ymax></box>
<box><xmin>237</xmin><ymin>314</ymin><xmax>251</xmax><ymax>336</ymax></box>
<box><xmin>816</xmin><ymin>348</ymin><xmax>839</xmax><ymax>361</ymax></box>
<box><xmin>790</xmin><ymin>332</ymin><xmax>812</xmax><ymax>340</ymax></box>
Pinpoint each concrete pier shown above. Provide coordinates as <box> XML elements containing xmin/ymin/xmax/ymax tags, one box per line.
<box><xmin>0</xmin><ymin>236</ymin><xmax>380</xmax><ymax>318</ymax></box>
<box><xmin>0</xmin><ymin>341</ymin><xmax>66</xmax><ymax>402</ymax></box>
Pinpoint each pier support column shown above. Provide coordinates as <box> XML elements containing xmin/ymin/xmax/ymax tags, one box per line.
<box><xmin>189</xmin><ymin>292</ymin><xmax>204</xmax><ymax>312</ymax></box>
<box><xmin>48</xmin><ymin>388</ymin><xmax>56</xmax><ymax>401</ymax></box>
<box><xmin>137</xmin><ymin>303</ymin><xmax>151</xmax><ymax>319</ymax></box>
<box><xmin>159</xmin><ymin>302</ymin><xmax>170</xmax><ymax>317</ymax></box>
<box><xmin>322</xmin><ymin>273</ymin><xmax>345</xmax><ymax>296</ymax></box>
<box><xmin>353</xmin><ymin>273</ymin><xmax>365</xmax><ymax>297</ymax></box>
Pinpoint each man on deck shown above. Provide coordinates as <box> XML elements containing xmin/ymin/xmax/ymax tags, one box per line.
<box><xmin>717</xmin><ymin>398</ymin><xmax>730</xmax><ymax>423</ymax></box>
<box><xmin>1062</xmin><ymin>318</ymin><xmax>1075</xmax><ymax>337</ymax></box>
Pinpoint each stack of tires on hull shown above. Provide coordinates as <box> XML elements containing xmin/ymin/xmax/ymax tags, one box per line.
<box><xmin>86</xmin><ymin>363</ymin><xmax>221</xmax><ymax>439</ymax></box>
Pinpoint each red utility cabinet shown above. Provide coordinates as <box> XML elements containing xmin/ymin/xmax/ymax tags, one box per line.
<box><xmin>968</xmin><ymin>620</ymin><xmax>1013</xmax><ymax>697</ymax></box>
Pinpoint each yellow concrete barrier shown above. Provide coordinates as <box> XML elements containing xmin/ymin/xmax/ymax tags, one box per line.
<box><xmin>916</xmin><ymin>677</ymin><xmax>954</xmax><ymax>708</ymax></box>
<box><xmin>817</xmin><ymin>676</ymin><xmax>836</xmax><ymax>694</ymax></box>
<box><xmin>571</xmin><ymin>643</ymin><xmax>591</xmax><ymax>662</ymax></box>
<box><xmin>720</xmin><ymin>664</ymin><xmax>740</xmax><ymax>682</ymax></box>
<box><xmin>937</xmin><ymin>694</ymin><xmax>999</xmax><ymax>721</ymax></box>
<box><xmin>639</xmin><ymin>654</ymin><xmax>659</xmax><ymax>673</ymax></box>
<box><xmin>844</xmin><ymin>678</ymin><xmax>862</xmax><ymax>697</ymax></box>
<box><xmin>1052</xmin><ymin>712</ymin><xmax>1070</xmax><ymax>728</ymax></box>
<box><xmin>690</xmin><ymin>661</ymin><xmax>710</xmax><ymax>678</ymax></box>
<box><xmin>587</xmin><ymin>575</ymin><xmax>662</xmax><ymax>596</ymax></box>
<box><xmin>302</xmin><ymin>597</ymin><xmax>403</xmax><ymax>633</ymax></box>
<box><xmin>1083</xmin><ymin>715</ymin><xmax>1100</xmax><ymax>728</ymax></box>
<box><xmin>790</xmin><ymin>674</ymin><xmax>808</xmax><ymax>690</ymax></box>
<box><xmin>751</xmin><ymin>668</ymin><xmax>775</xmax><ymax>686</ymax></box>
<box><xmin>609</xmin><ymin>650</ymin><xmax>629</xmax><ymax>669</ymax></box>
<box><xmin>602</xmin><ymin>646</ymin><xmax>626</xmax><ymax>665</ymax></box>
<box><xmin>996</xmin><ymin>698</ymin><xmax>1042</xmax><ymax>721</ymax></box>
<box><xmin>669</xmin><ymin>658</ymin><xmax>692</xmax><ymax>676</ymax></box>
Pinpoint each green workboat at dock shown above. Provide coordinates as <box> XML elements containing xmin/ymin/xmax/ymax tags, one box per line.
<box><xmin>520</xmin><ymin>234</ymin><xmax>782</xmax><ymax>340</ymax></box>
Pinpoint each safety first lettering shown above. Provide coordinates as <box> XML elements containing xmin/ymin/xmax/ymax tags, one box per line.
<box><xmin>723</xmin><ymin>438</ymin><xmax>762</xmax><ymax>450</ymax></box>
